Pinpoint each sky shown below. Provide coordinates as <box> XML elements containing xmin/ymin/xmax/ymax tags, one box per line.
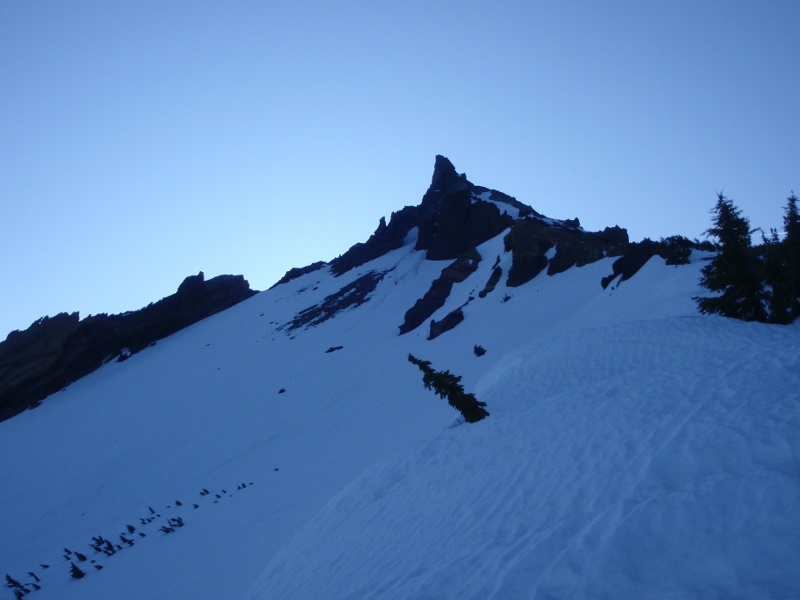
<box><xmin>1</xmin><ymin>0</ymin><xmax>798</xmax><ymax>338</ymax></box>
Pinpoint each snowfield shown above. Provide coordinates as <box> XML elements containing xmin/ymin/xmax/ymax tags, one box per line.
<box><xmin>1</xmin><ymin>230</ymin><xmax>798</xmax><ymax>599</ymax></box>
<box><xmin>247</xmin><ymin>316</ymin><xmax>800</xmax><ymax>599</ymax></box>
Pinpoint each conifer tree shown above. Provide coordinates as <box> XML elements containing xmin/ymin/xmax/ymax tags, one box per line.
<box><xmin>784</xmin><ymin>193</ymin><xmax>800</xmax><ymax>320</ymax></box>
<box><xmin>695</xmin><ymin>193</ymin><xmax>767</xmax><ymax>321</ymax></box>
<box><xmin>762</xmin><ymin>228</ymin><xmax>792</xmax><ymax>324</ymax></box>
<box><xmin>408</xmin><ymin>354</ymin><xmax>489</xmax><ymax>423</ymax></box>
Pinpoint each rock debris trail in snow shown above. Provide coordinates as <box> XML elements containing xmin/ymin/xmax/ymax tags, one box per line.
<box><xmin>3</xmin><ymin>481</ymin><xmax>256</xmax><ymax>598</ymax></box>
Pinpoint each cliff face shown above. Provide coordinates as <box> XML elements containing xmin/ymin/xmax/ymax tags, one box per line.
<box><xmin>325</xmin><ymin>155</ymin><xmax>633</xmax><ymax>283</ymax></box>
<box><xmin>0</xmin><ymin>272</ymin><xmax>257</xmax><ymax>422</ymax></box>
<box><xmin>275</xmin><ymin>155</ymin><xmax>699</xmax><ymax>341</ymax></box>
<box><xmin>329</xmin><ymin>155</ymin><xmax>515</xmax><ymax>276</ymax></box>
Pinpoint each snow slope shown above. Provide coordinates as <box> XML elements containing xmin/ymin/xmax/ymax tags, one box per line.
<box><xmin>247</xmin><ymin>316</ymin><xmax>800</xmax><ymax>599</ymax></box>
<box><xmin>1</xmin><ymin>229</ymin><xmax>798</xmax><ymax>599</ymax></box>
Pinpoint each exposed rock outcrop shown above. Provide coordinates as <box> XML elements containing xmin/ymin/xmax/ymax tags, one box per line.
<box><xmin>329</xmin><ymin>156</ymin><xmax>517</xmax><ymax>277</ymax></box>
<box><xmin>271</xmin><ymin>261</ymin><xmax>327</xmax><ymax>288</ymax></box>
<box><xmin>323</xmin><ymin>156</ymin><xmax>635</xmax><ymax>297</ymax></box>
<box><xmin>282</xmin><ymin>270</ymin><xmax>390</xmax><ymax>331</ymax></box>
<box><xmin>414</xmin><ymin>157</ymin><xmax>514</xmax><ymax>260</ymax></box>
<box><xmin>600</xmin><ymin>236</ymin><xmax>699</xmax><ymax>289</ymax></box>
<box><xmin>478</xmin><ymin>266</ymin><xmax>503</xmax><ymax>298</ymax></box>
<box><xmin>0</xmin><ymin>273</ymin><xmax>257</xmax><ymax>422</ymax></box>
<box><xmin>503</xmin><ymin>220</ymin><xmax>629</xmax><ymax>287</ymax></box>
<box><xmin>429</xmin><ymin>308</ymin><xmax>465</xmax><ymax>340</ymax></box>
<box><xmin>399</xmin><ymin>249</ymin><xmax>481</xmax><ymax>335</ymax></box>
<box><xmin>329</xmin><ymin>208</ymin><xmax>421</xmax><ymax>277</ymax></box>
<box><xmin>270</xmin><ymin>156</ymin><xmax>702</xmax><ymax>343</ymax></box>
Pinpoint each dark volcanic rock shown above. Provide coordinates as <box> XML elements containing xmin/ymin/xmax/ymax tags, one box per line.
<box><xmin>429</xmin><ymin>308</ymin><xmax>465</xmax><ymax>340</ymax></box>
<box><xmin>414</xmin><ymin>157</ymin><xmax>514</xmax><ymax>260</ymax></box>
<box><xmin>600</xmin><ymin>240</ymin><xmax>662</xmax><ymax>289</ymax></box>
<box><xmin>504</xmin><ymin>219</ymin><xmax>629</xmax><ymax>287</ymax></box>
<box><xmin>330</xmin><ymin>207</ymin><xmax>421</xmax><ymax>277</ymax></box>
<box><xmin>596</xmin><ymin>226</ymin><xmax>630</xmax><ymax>245</ymax></box>
<box><xmin>399</xmin><ymin>249</ymin><xmax>481</xmax><ymax>335</ymax></box>
<box><xmin>271</xmin><ymin>261</ymin><xmax>327</xmax><ymax>288</ymax></box>
<box><xmin>283</xmin><ymin>270</ymin><xmax>389</xmax><ymax>331</ymax></box>
<box><xmin>600</xmin><ymin>236</ymin><xmax>698</xmax><ymax>289</ymax></box>
<box><xmin>0</xmin><ymin>272</ymin><xmax>257</xmax><ymax>422</ymax></box>
<box><xmin>419</xmin><ymin>188</ymin><xmax>514</xmax><ymax>260</ymax></box>
<box><xmin>478</xmin><ymin>266</ymin><xmax>503</xmax><ymax>298</ymax></box>
<box><xmin>328</xmin><ymin>155</ymin><xmax>518</xmax><ymax>277</ymax></box>
<box><xmin>504</xmin><ymin>222</ymin><xmax>555</xmax><ymax>287</ymax></box>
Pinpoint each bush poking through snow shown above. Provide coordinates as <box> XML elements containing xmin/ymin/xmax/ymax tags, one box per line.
<box><xmin>5</xmin><ymin>574</ymin><xmax>23</xmax><ymax>590</ymax></box>
<box><xmin>69</xmin><ymin>563</ymin><xmax>85</xmax><ymax>580</ymax></box>
<box><xmin>408</xmin><ymin>354</ymin><xmax>489</xmax><ymax>423</ymax></box>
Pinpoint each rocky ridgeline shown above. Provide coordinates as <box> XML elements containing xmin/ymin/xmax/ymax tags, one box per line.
<box><xmin>0</xmin><ymin>272</ymin><xmax>257</xmax><ymax>422</ymax></box>
<box><xmin>323</xmin><ymin>155</ymin><xmax>634</xmax><ymax>279</ymax></box>
<box><xmin>277</xmin><ymin>155</ymin><xmax>698</xmax><ymax>338</ymax></box>
<box><xmin>2</xmin><ymin>156</ymin><xmax>700</xmax><ymax>423</ymax></box>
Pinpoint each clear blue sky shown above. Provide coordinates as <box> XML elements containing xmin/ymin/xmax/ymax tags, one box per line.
<box><xmin>1</xmin><ymin>0</ymin><xmax>798</xmax><ymax>337</ymax></box>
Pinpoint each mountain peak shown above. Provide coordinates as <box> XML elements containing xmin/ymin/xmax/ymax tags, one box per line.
<box><xmin>321</xmin><ymin>155</ymin><xmax>633</xmax><ymax>278</ymax></box>
<box><xmin>429</xmin><ymin>155</ymin><xmax>467</xmax><ymax>192</ymax></box>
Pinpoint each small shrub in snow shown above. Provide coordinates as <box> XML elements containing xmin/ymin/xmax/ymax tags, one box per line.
<box><xmin>69</xmin><ymin>563</ymin><xmax>85</xmax><ymax>580</ymax></box>
<box><xmin>5</xmin><ymin>574</ymin><xmax>22</xmax><ymax>589</ymax></box>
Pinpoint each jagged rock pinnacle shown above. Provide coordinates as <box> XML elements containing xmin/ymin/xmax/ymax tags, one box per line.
<box><xmin>422</xmin><ymin>156</ymin><xmax>470</xmax><ymax>215</ymax></box>
<box><xmin>429</xmin><ymin>155</ymin><xmax>466</xmax><ymax>192</ymax></box>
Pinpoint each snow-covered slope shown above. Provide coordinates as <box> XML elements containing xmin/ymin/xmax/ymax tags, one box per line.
<box><xmin>1</xmin><ymin>225</ymin><xmax>798</xmax><ymax>599</ymax></box>
<box><xmin>247</xmin><ymin>315</ymin><xmax>800</xmax><ymax>599</ymax></box>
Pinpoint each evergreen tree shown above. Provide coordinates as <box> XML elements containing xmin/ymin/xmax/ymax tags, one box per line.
<box><xmin>762</xmin><ymin>228</ymin><xmax>792</xmax><ymax>324</ymax></box>
<box><xmin>694</xmin><ymin>193</ymin><xmax>767</xmax><ymax>321</ymax></box>
<box><xmin>784</xmin><ymin>193</ymin><xmax>800</xmax><ymax>320</ymax></box>
<box><xmin>408</xmin><ymin>354</ymin><xmax>489</xmax><ymax>423</ymax></box>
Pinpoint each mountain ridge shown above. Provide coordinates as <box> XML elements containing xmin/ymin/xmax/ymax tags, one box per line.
<box><xmin>0</xmin><ymin>156</ymin><xmax>704</xmax><ymax>422</ymax></box>
<box><xmin>1</xmin><ymin>156</ymin><xmax>794</xmax><ymax>600</ymax></box>
<box><xmin>0</xmin><ymin>272</ymin><xmax>256</xmax><ymax>422</ymax></box>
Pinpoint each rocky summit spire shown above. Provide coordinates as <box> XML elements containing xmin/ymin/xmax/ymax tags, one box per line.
<box><xmin>329</xmin><ymin>155</ymin><xmax>513</xmax><ymax>274</ymax></box>
<box><xmin>422</xmin><ymin>155</ymin><xmax>470</xmax><ymax>212</ymax></box>
<box><xmin>429</xmin><ymin>155</ymin><xmax>467</xmax><ymax>192</ymax></box>
<box><xmin>324</xmin><ymin>155</ymin><xmax>637</xmax><ymax>288</ymax></box>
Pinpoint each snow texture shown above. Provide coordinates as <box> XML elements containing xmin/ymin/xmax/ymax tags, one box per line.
<box><xmin>1</xmin><ymin>230</ymin><xmax>798</xmax><ymax>600</ymax></box>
